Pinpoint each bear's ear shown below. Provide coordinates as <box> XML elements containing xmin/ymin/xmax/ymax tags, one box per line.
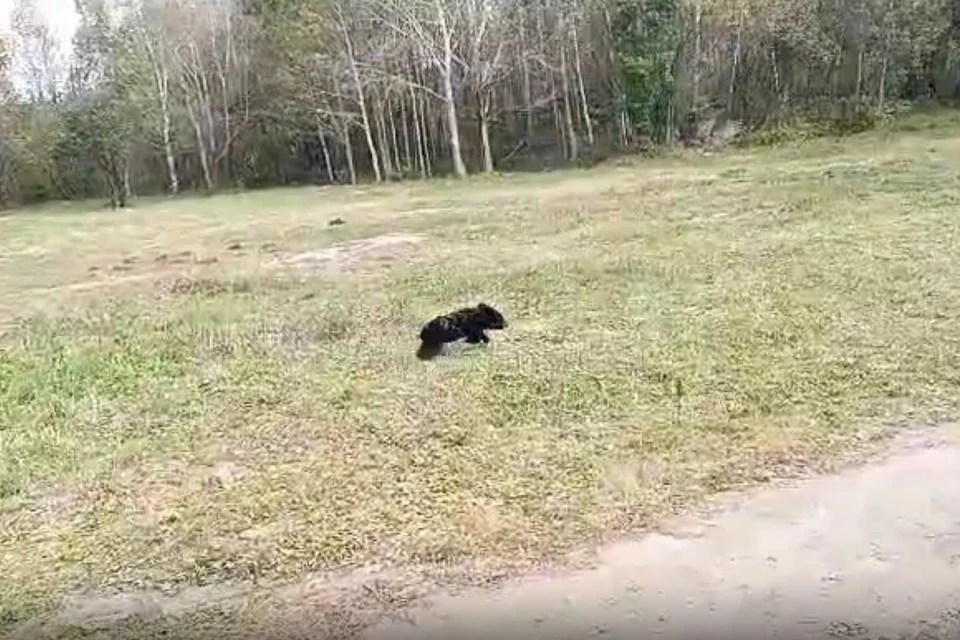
<box><xmin>477</xmin><ymin>302</ymin><xmax>490</xmax><ymax>311</ymax></box>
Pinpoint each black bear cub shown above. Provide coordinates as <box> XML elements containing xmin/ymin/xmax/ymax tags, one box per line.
<box><xmin>416</xmin><ymin>303</ymin><xmax>508</xmax><ymax>360</ymax></box>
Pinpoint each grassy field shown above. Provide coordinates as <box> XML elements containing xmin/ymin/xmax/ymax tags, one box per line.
<box><xmin>3</xmin><ymin>112</ymin><xmax>960</xmax><ymax>637</ymax></box>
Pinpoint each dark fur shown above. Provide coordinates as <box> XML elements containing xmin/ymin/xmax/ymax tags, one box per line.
<box><xmin>416</xmin><ymin>303</ymin><xmax>507</xmax><ymax>360</ymax></box>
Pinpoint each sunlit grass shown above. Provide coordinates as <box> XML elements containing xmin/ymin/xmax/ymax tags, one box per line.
<box><xmin>3</xmin><ymin>112</ymin><xmax>960</xmax><ymax>635</ymax></box>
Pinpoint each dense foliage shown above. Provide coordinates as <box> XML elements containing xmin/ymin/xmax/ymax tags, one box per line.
<box><xmin>1</xmin><ymin>0</ymin><xmax>959</xmax><ymax>206</ymax></box>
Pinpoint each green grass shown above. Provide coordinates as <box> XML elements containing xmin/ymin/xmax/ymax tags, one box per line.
<box><xmin>4</xmin><ymin>111</ymin><xmax>960</xmax><ymax>636</ymax></box>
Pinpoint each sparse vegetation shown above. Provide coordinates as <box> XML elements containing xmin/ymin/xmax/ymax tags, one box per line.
<box><xmin>2</xmin><ymin>114</ymin><xmax>960</xmax><ymax>636</ymax></box>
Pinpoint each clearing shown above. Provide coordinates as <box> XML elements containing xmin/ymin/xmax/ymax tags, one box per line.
<box><xmin>2</xmin><ymin>113</ymin><xmax>960</xmax><ymax>638</ymax></box>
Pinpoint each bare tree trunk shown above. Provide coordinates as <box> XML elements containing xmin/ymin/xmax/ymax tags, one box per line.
<box><xmin>400</xmin><ymin>95</ymin><xmax>412</xmax><ymax>172</ymax></box>
<box><xmin>422</xmin><ymin>100</ymin><xmax>434</xmax><ymax>177</ymax></box>
<box><xmin>374</xmin><ymin>92</ymin><xmax>394</xmax><ymax>177</ymax></box>
<box><xmin>412</xmin><ymin>62</ymin><xmax>434</xmax><ymax>177</ymax></box>
<box><xmin>388</xmin><ymin>96</ymin><xmax>402</xmax><ymax>173</ymax></box>
<box><xmin>692</xmin><ymin>0</ymin><xmax>702</xmax><ymax>111</ymax></box>
<box><xmin>667</xmin><ymin>96</ymin><xmax>676</xmax><ymax>144</ymax></box>
<box><xmin>140</xmin><ymin>28</ymin><xmax>179</xmax><ymax>194</ymax></box>
<box><xmin>433</xmin><ymin>111</ymin><xmax>443</xmax><ymax>163</ymax></box>
<box><xmin>102</xmin><ymin>157</ymin><xmax>121</xmax><ymax>209</ymax></box>
<box><xmin>559</xmin><ymin>37</ymin><xmax>579</xmax><ymax>161</ymax></box>
<box><xmin>184</xmin><ymin>95</ymin><xmax>214</xmax><ymax>190</ymax></box>
<box><xmin>479</xmin><ymin>93</ymin><xmax>494</xmax><ymax>172</ymax></box>
<box><xmin>519</xmin><ymin>7</ymin><xmax>534</xmax><ymax>141</ymax></box>
<box><xmin>856</xmin><ymin>44</ymin><xmax>864</xmax><ymax>102</ymax></box>
<box><xmin>337</xmin><ymin>3</ymin><xmax>382</xmax><ymax>183</ymax></box>
<box><xmin>218</xmin><ymin>1</ymin><xmax>233</xmax><ymax>182</ymax></box>
<box><xmin>601</xmin><ymin>5</ymin><xmax>631</xmax><ymax>144</ymax></box>
<box><xmin>175</xmin><ymin>38</ymin><xmax>217</xmax><ymax>190</ymax></box>
<box><xmin>196</xmin><ymin>132</ymin><xmax>214</xmax><ymax>190</ymax></box>
<box><xmin>335</xmin><ymin>88</ymin><xmax>357</xmax><ymax>185</ymax></box>
<box><xmin>830</xmin><ymin>40</ymin><xmax>843</xmax><ymax>99</ymax></box>
<box><xmin>435</xmin><ymin>0</ymin><xmax>467</xmax><ymax>178</ymax></box>
<box><xmin>538</xmin><ymin>4</ymin><xmax>564</xmax><ymax>155</ymax></box>
<box><xmin>352</xmin><ymin>71</ymin><xmax>381</xmax><ymax>182</ymax></box>
<box><xmin>728</xmin><ymin>12</ymin><xmax>742</xmax><ymax>114</ymax></box>
<box><xmin>410</xmin><ymin>82</ymin><xmax>428</xmax><ymax>178</ymax></box>
<box><xmin>161</xmin><ymin>106</ymin><xmax>178</xmax><ymax>194</ymax></box>
<box><xmin>571</xmin><ymin>20</ymin><xmax>594</xmax><ymax>146</ymax></box>
<box><xmin>342</xmin><ymin>123</ymin><xmax>357</xmax><ymax>185</ymax></box>
<box><xmin>877</xmin><ymin>2</ymin><xmax>894</xmax><ymax>113</ymax></box>
<box><xmin>216</xmin><ymin>70</ymin><xmax>232</xmax><ymax>182</ymax></box>
<box><xmin>317</xmin><ymin>119</ymin><xmax>335</xmax><ymax>183</ymax></box>
<box><xmin>440</xmin><ymin>64</ymin><xmax>466</xmax><ymax>176</ymax></box>
<box><xmin>878</xmin><ymin>54</ymin><xmax>889</xmax><ymax>112</ymax></box>
<box><xmin>554</xmin><ymin>96</ymin><xmax>565</xmax><ymax>157</ymax></box>
<box><xmin>187</xmin><ymin>41</ymin><xmax>218</xmax><ymax>179</ymax></box>
<box><xmin>771</xmin><ymin>45</ymin><xmax>782</xmax><ymax>106</ymax></box>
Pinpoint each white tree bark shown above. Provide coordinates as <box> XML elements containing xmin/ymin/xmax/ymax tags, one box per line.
<box><xmin>336</xmin><ymin>2</ymin><xmax>382</xmax><ymax>183</ymax></box>
<box><xmin>435</xmin><ymin>0</ymin><xmax>467</xmax><ymax>177</ymax></box>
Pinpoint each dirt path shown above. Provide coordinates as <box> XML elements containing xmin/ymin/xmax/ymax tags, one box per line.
<box><xmin>359</xmin><ymin>426</ymin><xmax>960</xmax><ymax>640</ymax></box>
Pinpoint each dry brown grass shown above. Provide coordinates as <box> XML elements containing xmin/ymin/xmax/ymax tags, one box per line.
<box><xmin>4</xmin><ymin>113</ymin><xmax>960</xmax><ymax>637</ymax></box>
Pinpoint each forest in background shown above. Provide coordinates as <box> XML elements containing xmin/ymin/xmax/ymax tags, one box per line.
<box><xmin>0</xmin><ymin>0</ymin><xmax>959</xmax><ymax>209</ymax></box>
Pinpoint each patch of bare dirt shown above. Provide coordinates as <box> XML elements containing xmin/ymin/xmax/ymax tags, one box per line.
<box><xmin>202</xmin><ymin>461</ymin><xmax>248</xmax><ymax>490</ymax></box>
<box><xmin>0</xmin><ymin>249</ymin><xmax>245</xmax><ymax>328</ymax></box>
<box><xmin>85</xmin><ymin>249</ymin><xmax>227</xmax><ymax>282</ymax></box>
<box><xmin>160</xmin><ymin>276</ymin><xmax>254</xmax><ymax>296</ymax></box>
<box><xmin>3</xmin><ymin>232</ymin><xmax>421</xmax><ymax>328</ymax></box>
<box><xmin>54</xmin><ymin>584</ymin><xmax>255</xmax><ymax>632</ymax></box>
<box><xmin>27</xmin><ymin>564</ymin><xmax>454</xmax><ymax>639</ymax></box>
<box><xmin>154</xmin><ymin>250</ymin><xmax>205</xmax><ymax>266</ymax></box>
<box><xmin>14</xmin><ymin>546</ymin><xmax>533</xmax><ymax>640</ymax></box>
<box><xmin>272</xmin><ymin>233</ymin><xmax>425</xmax><ymax>274</ymax></box>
